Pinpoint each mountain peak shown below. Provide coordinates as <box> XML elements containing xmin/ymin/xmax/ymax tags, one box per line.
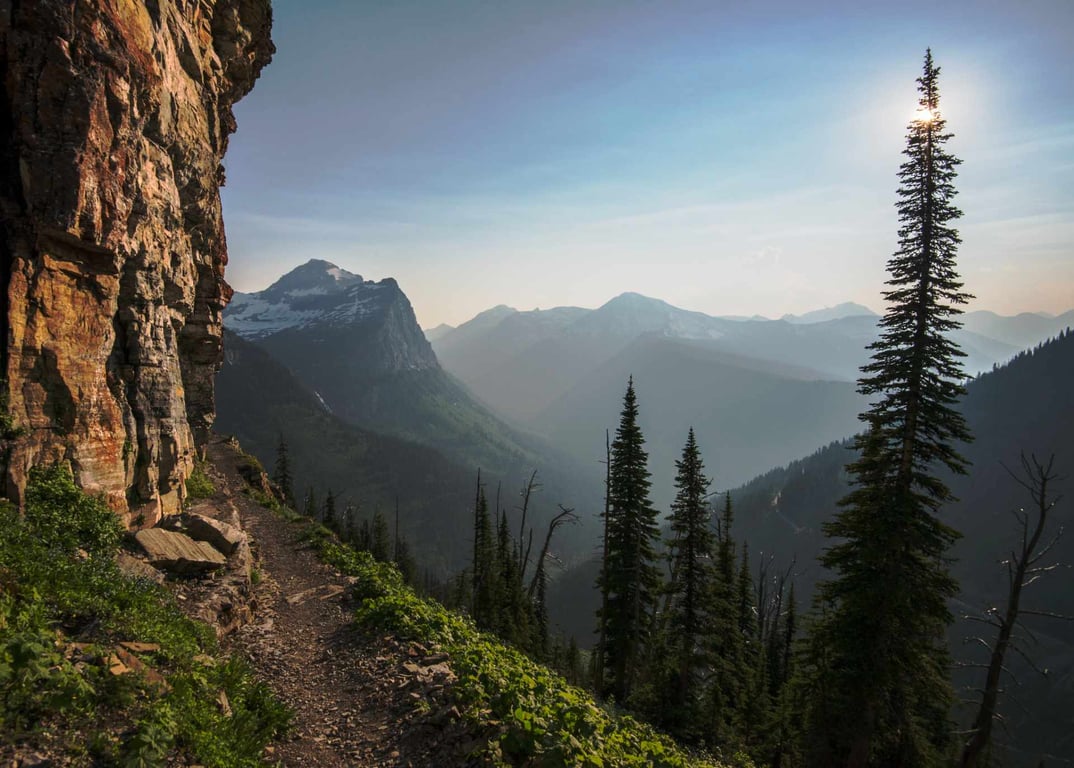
<box><xmin>782</xmin><ymin>302</ymin><xmax>877</xmax><ymax>324</ymax></box>
<box><xmin>262</xmin><ymin>259</ymin><xmax>364</xmax><ymax>299</ymax></box>
<box><xmin>225</xmin><ymin>261</ymin><xmax>414</xmax><ymax>342</ymax></box>
<box><xmin>600</xmin><ymin>292</ymin><xmax>673</xmax><ymax>313</ymax></box>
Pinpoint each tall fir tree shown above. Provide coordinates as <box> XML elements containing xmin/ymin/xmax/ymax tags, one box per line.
<box><xmin>732</xmin><ymin>544</ymin><xmax>760</xmax><ymax>743</ymax></box>
<box><xmin>322</xmin><ymin>489</ymin><xmax>337</xmax><ymax>530</ymax></box>
<box><xmin>706</xmin><ymin>491</ymin><xmax>742</xmax><ymax>747</ymax></box>
<box><xmin>273</xmin><ymin>433</ymin><xmax>294</xmax><ymax>506</ymax></box>
<box><xmin>596</xmin><ymin>377</ymin><xmax>661</xmax><ymax>703</ymax></box>
<box><xmin>393</xmin><ymin>535</ymin><xmax>418</xmax><ymax>585</ymax></box>
<box><xmin>661</xmin><ymin>428</ymin><xmax>715</xmax><ymax>735</ymax></box>
<box><xmin>371</xmin><ymin>509</ymin><xmax>392</xmax><ymax>562</ymax></box>
<box><xmin>495</xmin><ymin>510</ymin><xmax>529</xmax><ymax>646</ymax></box>
<box><xmin>804</xmin><ymin>50</ymin><xmax>972</xmax><ymax>767</ymax></box>
<box><xmin>471</xmin><ymin>485</ymin><xmax>497</xmax><ymax>629</ymax></box>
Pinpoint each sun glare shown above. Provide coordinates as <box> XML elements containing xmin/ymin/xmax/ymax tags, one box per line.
<box><xmin>913</xmin><ymin>106</ymin><xmax>936</xmax><ymax>123</ymax></box>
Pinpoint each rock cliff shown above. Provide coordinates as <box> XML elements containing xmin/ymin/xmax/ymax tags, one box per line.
<box><xmin>0</xmin><ymin>0</ymin><xmax>273</xmax><ymax>524</ymax></box>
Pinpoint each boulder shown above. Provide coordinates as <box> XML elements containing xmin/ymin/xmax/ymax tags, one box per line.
<box><xmin>185</xmin><ymin>513</ymin><xmax>245</xmax><ymax>556</ymax></box>
<box><xmin>134</xmin><ymin>528</ymin><xmax>226</xmax><ymax>576</ymax></box>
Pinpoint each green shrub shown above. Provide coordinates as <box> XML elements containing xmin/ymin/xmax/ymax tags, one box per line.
<box><xmin>0</xmin><ymin>594</ymin><xmax>97</xmax><ymax>732</ymax></box>
<box><xmin>185</xmin><ymin>461</ymin><xmax>216</xmax><ymax>500</ymax></box>
<box><xmin>22</xmin><ymin>463</ymin><xmax>123</xmax><ymax>554</ymax></box>
<box><xmin>0</xmin><ymin>463</ymin><xmax>289</xmax><ymax>765</ymax></box>
<box><xmin>0</xmin><ymin>380</ymin><xmax>24</xmax><ymax>439</ymax></box>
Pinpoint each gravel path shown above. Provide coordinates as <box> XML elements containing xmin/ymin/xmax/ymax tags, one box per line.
<box><xmin>207</xmin><ymin>439</ymin><xmax>473</xmax><ymax>767</ymax></box>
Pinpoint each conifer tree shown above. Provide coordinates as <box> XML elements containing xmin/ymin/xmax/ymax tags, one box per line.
<box><xmin>371</xmin><ymin>509</ymin><xmax>392</xmax><ymax>562</ymax></box>
<box><xmin>393</xmin><ymin>536</ymin><xmax>418</xmax><ymax>585</ymax></box>
<box><xmin>805</xmin><ymin>50</ymin><xmax>971</xmax><ymax>767</ymax></box>
<box><xmin>596</xmin><ymin>377</ymin><xmax>660</xmax><ymax>703</ymax></box>
<box><xmin>471</xmin><ymin>486</ymin><xmax>497</xmax><ymax>629</ymax></box>
<box><xmin>532</xmin><ymin>561</ymin><xmax>549</xmax><ymax>659</ymax></box>
<box><xmin>323</xmin><ymin>489</ymin><xmax>337</xmax><ymax>530</ymax></box>
<box><xmin>495</xmin><ymin>510</ymin><xmax>519</xmax><ymax>640</ymax></box>
<box><xmin>734</xmin><ymin>544</ymin><xmax>758</xmax><ymax>715</ymax></box>
<box><xmin>706</xmin><ymin>491</ymin><xmax>741</xmax><ymax>747</ymax></box>
<box><xmin>342</xmin><ymin>502</ymin><xmax>358</xmax><ymax>543</ymax></box>
<box><xmin>273</xmin><ymin>433</ymin><xmax>294</xmax><ymax>506</ymax></box>
<box><xmin>661</xmin><ymin>428</ymin><xmax>714</xmax><ymax>733</ymax></box>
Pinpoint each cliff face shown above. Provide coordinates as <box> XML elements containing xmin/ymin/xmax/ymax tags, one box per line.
<box><xmin>0</xmin><ymin>0</ymin><xmax>273</xmax><ymax>524</ymax></box>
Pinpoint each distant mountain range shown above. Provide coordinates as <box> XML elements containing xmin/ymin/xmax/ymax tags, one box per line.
<box><xmin>431</xmin><ymin>294</ymin><xmax>1069</xmax><ymax>503</ymax></box>
<box><xmin>780</xmin><ymin>301</ymin><xmax>877</xmax><ymax>324</ymax></box>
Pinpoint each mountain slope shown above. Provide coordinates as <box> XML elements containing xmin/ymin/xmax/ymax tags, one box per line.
<box><xmin>730</xmin><ymin>330</ymin><xmax>1074</xmax><ymax>764</ymax></box>
<box><xmin>221</xmin><ymin>263</ymin><xmax>603</xmax><ymax>563</ymax></box>
<box><xmin>226</xmin><ymin>261</ymin><xmax>541</xmax><ymax>477</ymax></box>
<box><xmin>214</xmin><ymin>330</ymin><xmax>479</xmax><ymax>573</ymax></box>
<box><xmin>961</xmin><ymin>309</ymin><xmax>1074</xmax><ymax>350</ymax></box>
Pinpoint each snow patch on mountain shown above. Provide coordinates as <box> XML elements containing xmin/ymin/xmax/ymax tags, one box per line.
<box><xmin>225</xmin><ymin>260</ymin><xmax>396</xmax><ymax>340</ymax></box>
<box><xmin>225</xmin><ymin>296</ymin><xmax>327</xmax><ymax>339</ymax></box>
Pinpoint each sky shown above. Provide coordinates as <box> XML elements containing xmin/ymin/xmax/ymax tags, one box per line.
<box><xmin>220</xmin><ymin>0</ymin><xmax>1074</xmax><ymax>329</ymax></box>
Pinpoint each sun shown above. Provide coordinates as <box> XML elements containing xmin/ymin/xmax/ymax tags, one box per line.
<box><xmin>913</xmin><ymin>106</ymin><xmax>937</xmax><ymax>123</ymax></box>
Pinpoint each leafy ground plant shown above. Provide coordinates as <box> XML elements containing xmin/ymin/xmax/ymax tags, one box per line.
<box><xmin>319</xmin><ymin>539</ymin><xmax>738</xmax><ymax>767</ymax></box>
<box><xmin>0</xmin><ymin>464</ymin><xmax>289</xmax><ymax>766</ymax></box>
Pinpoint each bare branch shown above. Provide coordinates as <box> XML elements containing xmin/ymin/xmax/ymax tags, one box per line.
<box><xmin>1018</xmin><ymin>608</ymin><xmax>1074</xmax><ymax>621</ymax></box>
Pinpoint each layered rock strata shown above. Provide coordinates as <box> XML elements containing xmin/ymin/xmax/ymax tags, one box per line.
<box><xmin>0</xmin><ymin>0</ymin><xmax>272</xmax><ymax>523</ymax></box>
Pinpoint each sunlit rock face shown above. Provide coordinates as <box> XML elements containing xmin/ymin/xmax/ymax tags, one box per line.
<box><xmin>0</xmin><ymin>0</ymin><xmax>273</xmax><ymax>525</ymax></box>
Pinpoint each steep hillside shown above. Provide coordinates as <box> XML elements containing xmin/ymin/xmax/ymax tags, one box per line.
<box><xmin>215</xmin><ymin>331</ymin><xmax>598</xmax><ymax>572</ymax></box>
<box><xmin>730</xmin><ymin>330</ymin><xmax>1074</xmax><ymax>764</ymax></box>
<box><xmin>217</xmin><ymin>331</ymin><xmax>490</xmax><ymax>573</ymax></box>
<box><xmin>0</xmin><ymin>0</ymin><xmax>272</xmax><ymax>524</ymax></box>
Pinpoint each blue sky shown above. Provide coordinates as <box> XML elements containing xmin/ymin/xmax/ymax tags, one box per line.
<box><xmin>221</xmin><ymin>0</ymin><xmax>1074</xmax><ymax>328</ymax></box>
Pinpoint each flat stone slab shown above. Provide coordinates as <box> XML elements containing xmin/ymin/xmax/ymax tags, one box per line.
<box><xmin>185</xmin><ymin>513</ymin><xmax>245</xmax><ymax>556</ymax></box>
<box><xmin>134</xmin><ymin>528</ymin><xmax>226</xmax><ymax>575</ymax></box>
